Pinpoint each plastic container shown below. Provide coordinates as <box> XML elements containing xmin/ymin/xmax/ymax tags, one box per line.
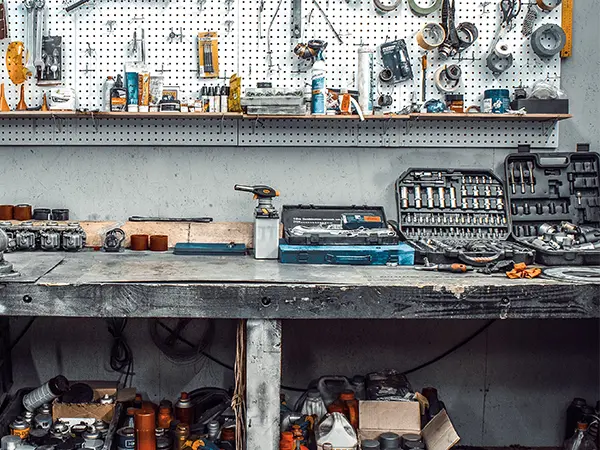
<box><xmin>564</xmin><ymin>423</ymin><xmax>598</xmax><ymax>450</ymax></box>
<box><xmin>316</xmin><ymin>413</ymin><xmax>358</xmax><ymax>450</ymax></box>
<box><xmin>483</xmin><ymin>89</ymin><xmax>510</xmax><ymax>113</ymax></box>
<box><xmin>301</xmin><ymin>389</ymin><xmax>327</xmax><ymax>421</ymax></box>
<box><xmin>311</xmin><ymin>53</ymin><xmax>327</xmax><ymax>115</ymax></box>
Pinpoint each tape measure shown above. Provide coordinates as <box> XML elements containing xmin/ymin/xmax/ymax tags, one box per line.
<box><xmin>560</xmin><ymin>0</ymin><xmax>573</xmax><ymax>58</ymax></box>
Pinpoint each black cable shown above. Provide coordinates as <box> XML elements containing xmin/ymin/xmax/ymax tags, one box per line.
<box><xmin>9</xmin><ymin>318</ymin><xmax>37</xmax><ymax>351</ymax></box>
<box><xmin>106</xmin><ymin>318</ymin><xmax>134</xmax><ymax>388</ymax></box>
<box><xmin>402</xmin><ymin>320</ymin><xmax>496</xmax><ymax>375</ymax></box>
<box><xmin>149</xmin><ymin>319</ymin><xmax>215</xmax><ymax>364</ymax></box>
<box><xmin>154</xmin><ymin>319</ymin><xmax>496</xmax><ymax>392</ymax></box>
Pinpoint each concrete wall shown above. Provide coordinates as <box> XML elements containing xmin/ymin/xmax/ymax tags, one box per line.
<box><xmin>9</xmin><ymin>317</ymin><xmax>600</xmax><ymax>446</ymax></box>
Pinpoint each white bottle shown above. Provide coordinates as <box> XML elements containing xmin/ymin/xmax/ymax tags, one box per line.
<box><xmin>311</xmin><ymin>52</ymin><xmax>327</xmax><ymax>114</ymax></box>
<box><xmin>316</xmin><ymin>412</ymin><xmax>358</xmax><ymax>450</ymax></box>
<box><xmin>301</xmin><ymin>389</ymin><xmax>327</xmax><ymax>422</ymax></box>
<box><xmin>102</xmin><ymin>76</ymin><xmax>115</xmax><ymax>112</ymax></box>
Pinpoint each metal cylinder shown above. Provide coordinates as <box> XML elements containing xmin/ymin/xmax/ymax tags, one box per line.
<box><xmin>134</xmin><ymin>410</ymin><xmax>156</xmax><ymax>450</ymax></box>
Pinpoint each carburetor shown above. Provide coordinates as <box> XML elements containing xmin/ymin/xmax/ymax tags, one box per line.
<box><xmin>0</xmin><ymin>221</ymin><xmax>86</xmax><ymax>252</ymax></box>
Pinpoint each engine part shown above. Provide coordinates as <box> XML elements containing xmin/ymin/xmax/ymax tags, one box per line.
<box><xmin>294</xmin><ymin>39</ymin><xmax>327</xmax><ymax>60</ymax></box>
<box><xmin>150</xmin><ymin>235</ymin><xmax>169</xmax><ymax>252</ymax></box>
<box><xmin>379</xmin><ymin>39</ymin><xmax>413</xmax><ymax>84</ymax></box>
<box><xmin>0</xmin><ymin>221</ymin><xmax>85</xmax><ymax>252</ymax></box>
<box><xmin>407</xmin><ymin>0</ymin><xmax>443</xmax><ymax>16</ymax></box>
<box><xmin>486</xmin><ymin>41</ymin><xmax>513</xmax><ymax>73</ymax></box>
<box><xmin>536</xmin><ymin>0</ymin><xmax>561</xmax><ymax>11</ymax></box>
<box><xmin>531</xmin><ymin>24</ymin><xmax>567</xmax><ymax>57</ymax></box>
<box><xmin>103</xmin><ymin>228</ymin><xmax>125</xmax><ymax>252</ymax></box>
<box><xmin>40</xmin><ymin>225</ymin><xmax>61</xmax><ymax>250</ymax></box>
<box><xmin>13</xmin><ymin>204</ymin><xmax>32</xmax><ymax>221</ymax></box>
<box><xmin>130</xmin><ymin>234</ymin><xmax>149</xmax><ymax>251</ymax></box>
<box><xmin>33</xmin><ymin>208</ymin><xmax>51</xmax><ymax>220</ymax></box>
<box><xmin>373</xmin><ymin>0</ymin><xmax>402</xmax><ymax>13</ymax></box>
<box><xmin>434</xmin><ymin>65</ymin><xmax>461</xmax><ymax>93</ymax></box>
<box><xmin>0</xmin><ymin>228</ymin><xmax>14</xmax><ymax>276</ymax></box>
<box><xmin>62</xmin><ymin>223</ymin><xmax>86</xmax><ymax>251</ymax></box>
<box><xmin>416</xmin><ymin>23</ymin><xmax>446</xmax><ymax>50</ymax></box>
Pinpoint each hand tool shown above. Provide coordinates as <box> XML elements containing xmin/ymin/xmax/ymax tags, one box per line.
<box><xmin>497</xmin><ymin>198</ymin><xmax>504</xmax><ymax>210</ymax></box>
<box><xmin>291</xmin><ymin>0</ymin><xmax>301</xmax><ymax>39</ymax></box>
<box><xmin>523</xmin><ymin>203</ymin><xmax>530</xmax><ymax>215</ymax></box>
<box><xmin>473</xmin><ymin>198</ymin><xmax>479</xmax><ymax>209</ymax></box>
<box><xmin>129</xmin><ymin>216</ymin><xmax>213</xmax><ymax>223</ymax></box>
<box><xmin>415</xmin><ymin>258</ymin><xmax>473</xmax><ymax>273</ymax></box>
<box><xmin>549</xmin><ymin>202</ymin><xmax>556</xmax><ymax>214</ymax></box>
<box><xmin>312</xmin><ymin>0</ymin><xmax>343</xmax><ymax>44</ymax></box>
<box><xmin>484</xmin><ymin>185</ymin><xmax>491</xmax><ymax>197</ymax></box>
<box><xmin>414</xmin><ymin>186</ymin><xmax>422</xmax><ymax>208</ymax></box>
<box><xmin>473</xmin><ymin>186</ymin><xmax>479</xmax><ymax>197</ymax></box>
<box><xmin>577</xmin><ymin>192</ymin><xmax>582</xmax><ymax>206</ymax></box>
<box><xmin>421</xmin><ymin>54</ymin><xmax>427</xmax><ymax>103</ymax></box>
<box><xmin>461</xmin><ymin>198</ymin><xmax>468</xmax><ymax>209</ymax></box>
<box><xmin>560</xmin><ymin>0</ymin><xmax>573</xmax><ymax>58</ymax></box>
<box><xmin>509</xmin><ymin>162</ymin><xmax>516</xmax><ymax>194</ymax></box>
<box><xmin>519</xmin><ymin>162</ymin><xmax>526</xmax><ymax>194</ymax></box>
<box><xmin>438</xmin><ymin>187</ymin><xmax>446</xmax><ymax>208</ymax></box>
<box><xmin>536</xmin><ymin>203</ymin><xmax>543</xmax><ymax>214</ymax></box>
<box><xmin>426</xmin><ymin>187</ymin><xmax>434</xmax><ymax>208</ymax></box>
<box><xmin>400</xmin><ymin>186</ymin><xmax>409</xmax><ymax>208</ymax></box>
<box><xmin>484</xmin><ymin>199</ymin><xmax>491</xmax><ymax>210</ymax></box>
<box><xmin>527</xmin><ymin>160</ymin><xmax>535</xmax><ymax>193</ymax></box>
<box><xmin>449</xmin><ymin>187</ymin><xmax>457</xmax><ymax>208</ymax></box>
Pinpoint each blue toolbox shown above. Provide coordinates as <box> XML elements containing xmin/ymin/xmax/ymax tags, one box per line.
<box><xmin>278</xmin><ymin>205</ymin><xmax>414</xmax><ymax>265</ymax></box>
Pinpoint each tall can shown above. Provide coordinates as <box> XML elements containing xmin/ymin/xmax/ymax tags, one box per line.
<box><xmin>10</xmin><ymin>417</ymin><xmax>30</xmax><ymax>439</ymax></box>
<box><xmin>356</xmin><ymin>47</ymin><xmax>374</xmax><ymax>115</ymax></box>
<box><xmin>311</xmin><ymin>51</ymin><xmax>327</xmax><ymax>115</ymax></box>
<box><xmin>174</xmin><ymin>392</ymin><xmax>194</xmax><ymax>425</ymax></box>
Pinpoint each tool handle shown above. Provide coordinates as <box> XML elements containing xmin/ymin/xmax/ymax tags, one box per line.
<box><xmin>438</xmin><ymin>263</ymin><xmax>469</xmax><ymax>273</ymax></box>
<box><xmin>234</xmin><ymin>184</ymin><xmax>279</xmax><ymax>198</ymax></box>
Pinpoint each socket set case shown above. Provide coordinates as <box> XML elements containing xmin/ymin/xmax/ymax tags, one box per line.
<box><xmin>395</xmin><ymin>169</ymin><xmax>535</xmax><ymax>266</ymax></box>
<box><xmin>504</xmin><ymin>145</ymin><xmax>600</xmax><ymax>265</ymax></box>
<box><xmin>281</xmin><ymin>205</ymin><xmax>399</xmax><ymax>246</ymax></box>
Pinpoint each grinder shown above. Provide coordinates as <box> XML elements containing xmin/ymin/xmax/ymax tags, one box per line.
<box><xmin>235</xmin><ymin>184</ymin><xmax>280</xmax><ymax>260</ymax></box>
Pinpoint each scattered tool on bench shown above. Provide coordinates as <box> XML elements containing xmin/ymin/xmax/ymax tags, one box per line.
<box><xmin>128</xmin><ymin>216</ymin><xmax>214</xmax><ymax>223</ymax></box>
<box><xmin>415</xmin><ymin>257</ymin><xmax>473</xmax><ymax>273</ymax></box>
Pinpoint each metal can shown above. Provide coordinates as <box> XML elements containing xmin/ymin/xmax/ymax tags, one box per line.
<box><xmin>116</xmin><ymin>427</ymin><xmax>135</xmax><ymax>450</ymax></box>
<box><xmin>70</xmin><ymin>422</ymin><xmax>89</xmax><ymax>438</ymax></box>
<box><xmin>99</xmin><ymin>394</ymin><xmax>115</xmax><ymax>405</ymax></box>
<box><xmin>34</xmin><ymin>413</ymin><xmax>53</xmax><ymax>430</ymax></box>
<box><xmin>10</xmin><ymin>417</ymin><xmax>31</xmax><ymax>439</ymax></box>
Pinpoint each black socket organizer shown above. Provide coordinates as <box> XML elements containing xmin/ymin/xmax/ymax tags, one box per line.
<box><xmin>395</xmin><ymin>168</ymin><xmax>535</xmax><ymax>266</ymax></box>
<box><xmin>282</xmin><ymin>205</ymin><xmax>399</xmax><ymax>246</ymax></box>
<box><xmin>504</xmin><ymin>144</ymin><xmax>600</xmax><ymax>265</ymax></box>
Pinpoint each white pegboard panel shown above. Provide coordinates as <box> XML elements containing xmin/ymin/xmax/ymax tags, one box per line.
<box><xmin>0</xmin><ymin>0</ymin><xmax>564</xmax><ymax>147</ymax></box>
<box><xmin>238</xmin><ymin>117</ymin><xmax>559</xmax><ymax>147</ymax></box>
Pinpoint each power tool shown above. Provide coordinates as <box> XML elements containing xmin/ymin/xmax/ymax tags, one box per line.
<box><xmin>235</xmin><ymin>184</ymin><xmax>280</xmax><ymax>260</ymax></box>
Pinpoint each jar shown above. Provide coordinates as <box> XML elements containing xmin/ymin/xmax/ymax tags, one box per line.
<box><xmin>445</xmin><ymin>94</ymin><xmax>464</xmax><ymax>113</ymax></box>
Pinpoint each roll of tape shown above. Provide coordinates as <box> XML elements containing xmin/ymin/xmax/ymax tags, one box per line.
<box><xmin>379</xmin><ymin>68</ymin><xmax>394</xmax><ymax>83</ymax></box>
<box><xmin>373</xmin><ymin>0</ymin><xmax>402</xmax><ymax>13</ymax></box>
<box><xmin>456</xmin><ymin>22</ymin><xmax>479</xmax><ymax>49</ymax></box>
<box><xmin>536</xmin><ymin>0</ymin><xmax>562</xmax><ymax>11</ymax></box>
<box><xmin>408</xmin><ymin>0</ymin><xmax>443</xmax><ymax>16</ymax></box>
<box><xmin>494</xmin><ymin>41</ymin><xmax>512</xmax><ymax>57</ymax></box>
<box><xmin>416</xmin><ymin>23</ymin><xmax>446</xmax><ymax>50</ymax></box>
<box><xmin>531</xmin><ymin>24</ymin><xmax>567</xmax><ymax>57</ymax></box>
<box><xmin>13</xmin><ymin>204</ymin><xmax>32</xmax><ymax>221</ymax></box>
<box><xmin>434</xmin><ymin>65</ymin><xmax>461</xmax><ymax>93</ymax></box>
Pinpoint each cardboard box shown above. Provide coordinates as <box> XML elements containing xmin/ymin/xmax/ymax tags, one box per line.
<box><xmin>52</xmin><ymin>381</ymin><xmax>135</xmax><ymax>423</ymax></box>
<box><xmin>358</xmin><ymin>401</ymin><xmax>459</xmax><ymax>450</ymax></box>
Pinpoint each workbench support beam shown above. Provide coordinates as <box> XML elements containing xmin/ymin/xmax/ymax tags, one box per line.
<box><xmin>246</xmin><ymin>319</ymin><xmax>281</xmax><ymax>450</ymax></box>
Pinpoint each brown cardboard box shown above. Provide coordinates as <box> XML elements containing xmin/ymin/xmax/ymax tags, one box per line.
<box><xmin>52</xmin><ymin>381</ymin><xmax>135</xmax><ymax>423</ymax></box>
<box><xmin>358</xmin><ymin>401</ymin><xmax>460</xmax><ymax>450</ymax></box>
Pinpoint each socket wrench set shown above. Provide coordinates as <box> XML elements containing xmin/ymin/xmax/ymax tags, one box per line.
<box><xmin>0</xmin><ymin>221</ymin><xmax>86</xmax><ymax>252</ymax></box>
<box><xmin>395</xmin><ymin>169</ymin><xmax>535</xmax><ymax>266</ymax></box>
<box><xmin>279</xmin><ymin>205</ymin><xmax>414</xmax><ymax>265</ymax></box>
<box><xmin>504</xmin><ymin>145</ymin><xmax>600</xmax><ymax>265</ymax></box>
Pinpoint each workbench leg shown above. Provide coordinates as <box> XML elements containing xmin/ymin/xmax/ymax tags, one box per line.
<box><xmin>246</xmin><ymin>319</ymin><xmax>281</xmax><ymax>450</ymax></box>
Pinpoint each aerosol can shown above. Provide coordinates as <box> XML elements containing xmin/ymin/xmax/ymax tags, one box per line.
<box><xmin>235</xmin><ymin>184</ymin><xmax>280</xmax><ymax>260</ymax></box>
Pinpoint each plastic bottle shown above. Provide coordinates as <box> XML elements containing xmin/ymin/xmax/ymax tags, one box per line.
<box><xmin>102</xmin><ymin>76</ymin><xmax>115</xmax><ymax>112</ymax></box>
<box><xmin>311</xmin><ymin>51</ymin><xmax>326</xmax><ymax>115</ymax></box>
<box><xmin>301</xmin><ymin>389</ymin><xmax>327</xmax><ymax>421</ymax></box>
<box><xmin>339</xmin><ymin>86</ymin><xmax>351</xmax><ymax>115</ymax></box>
<box><xmin>23</xmin><ymin>376</ymin><xmax>69</xmax><ymax>412</ymax></box>
<box><xmin>564</xmin><ymin>423</ymin><xmax>598</xmax><ymax>450</ymax></box>
<box><xmin>110</xmin><ymin>75</ymin><xmax>127</xmax><ymax>112</ymax></box>
<box><xmin>316</xmin><ymin>412</ymin><xmax>358</xmax><ymax>450</ymax></box>
<box><xmin>340</xmin><ymin>391</ymin><xmax>359</xmax><ymax>430</ymax></box>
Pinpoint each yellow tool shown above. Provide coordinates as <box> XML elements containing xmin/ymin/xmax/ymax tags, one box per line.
<box><xmin>560</xmin><ymin>0</ymin><xmax>573</xmax><ymax>58</ymax></box>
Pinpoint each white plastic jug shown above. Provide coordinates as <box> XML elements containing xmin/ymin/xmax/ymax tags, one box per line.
<box><xmin>316</xmin><ymin>412</ymin><xmax>358</xmax><ymax>450</ymax></box>
<box><xmin>301</xmin><ymin>389</ymin><xmax>327</xmax><ymax>421</ymax></box>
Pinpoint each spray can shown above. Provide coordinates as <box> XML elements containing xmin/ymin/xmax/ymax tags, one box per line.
<box><xmin>175</xmin><ymin>392</ymin><xmax>194</xmax><ymax>425</ymax></box>
<box><xmin>213</xmin><ymin>86</ymin><xmax>221</xmax><ymax>113</ymax></box>
<box><xmin>201</xmin><ymin>86</ymin><xmax>209</xmax><ymax>113</ymax></box>
<box><xmin>174</xmin><ymin>423</ymin><xmax>190</xmax><ymax>450</ymax></box>
<box><xmin>23</xmin><ymin>375</ymin><xmax>69</xmax><ymax>412</ymax></box>
<box><xmin>10</xmin><ymin>417</ymin><xmax>30</xmax><ymax>439</ymax></box>
<box><xmin>102</xmin><ymin>76</ymin><xmax>115</xmax><ymax>112</ymax></box>
<box><xmin>311</xmin><ymin>51</ymin><xmax>326</xmax><ymax>114</ymax></box>
<box><xmin>220</xmin><ymin>86</ymin><xmax>229</xmax><ymax>113</ymax></box>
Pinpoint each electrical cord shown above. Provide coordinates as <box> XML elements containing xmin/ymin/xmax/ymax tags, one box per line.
<box><xmin>9</xmin><ymin>317</ymin><xmax>36</xmax><ymax>351</ymax></box>
<box><xmin>149</xmin><ymin>319</ymin><xmax>215</xmax><ymax>364</ymax></box>
<box><xmin>106</xmin><ymin>318</ymin><xmax>134</xmax><ymax>388</ymax></box>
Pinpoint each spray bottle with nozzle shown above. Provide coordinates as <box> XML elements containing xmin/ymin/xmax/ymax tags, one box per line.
<box><xmin>234</xmin><ymin>184</ymin><xmax>280</xmax><ymax>260</ymax></box>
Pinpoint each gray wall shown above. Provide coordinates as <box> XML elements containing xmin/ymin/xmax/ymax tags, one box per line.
<box><xmin>3</xmin><ymin>1</ymin><xmax>600</xmax><ymax>447</ymax></box>
<box><xmin>9</xmin><ymin>318</ymin><xmax>600</xmax><ymax>446</ymax></box>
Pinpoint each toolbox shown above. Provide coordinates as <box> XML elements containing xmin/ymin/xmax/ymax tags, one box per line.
<box><xmin>279</xmin><ymin>243</ymin><xmax>414</xmax><ymax>265</ymax></box>
<box><xmin>282</xmin><ymin>204</ymin><xmax>399</xmax><ymax>246</ymax></box>
<box><xmin>504</xmin><ymin>144</ymin><xmax>600</xmax><ymax>265</ymax></box>
<box><xmin>395</xmin><ymin>169</ymin><xmax>535</xmax><ymax>266</ymax></box>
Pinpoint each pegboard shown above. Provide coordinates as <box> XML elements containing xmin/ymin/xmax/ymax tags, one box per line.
<box><xmin>0</xmin><ymin>0</ymin><xmax>565</xmax><ymax>147</ymax></box>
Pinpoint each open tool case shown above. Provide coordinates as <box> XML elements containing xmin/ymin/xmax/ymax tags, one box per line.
<box><xmin>504</xmin><ymin>144</ymin><xmax>600</xmax><ymax>265</ymax></box>
<box><xmin>279</xmin><ymin>205</ymin><xmax>414</xmax><ymax>265</ymax></box>
<box><xmin>395</xmin><ymin>169</ymin><xmax>535</xmax><ymax>266</ymax></box>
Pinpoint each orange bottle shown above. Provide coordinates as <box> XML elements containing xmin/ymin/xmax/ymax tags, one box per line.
<box><xmin>280</xmin><ymin>431</ymin><xmax>294</xmax><ymax>450</ymax></box>
<box><xmin>339</xmin><ymin>391</ymin><xmax>359</xmax><ymax>430</ymax></box>
<box><xmin>134</xmin><ymin>409</ymin><xmax>156</xmax><ymax>450</ymax></box>
<box><xmin>157</xmin><ymin>406</ymin><xmax>172</xmax><ymax>429</ymax></box>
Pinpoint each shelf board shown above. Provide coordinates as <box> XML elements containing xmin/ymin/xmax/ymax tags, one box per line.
<box><xmin>410</xmin><ymin>113</ymin><xmax>572</xmax><ymax>121</ymax></box>
<box><xmin>0</xmin><ymin>111</ymin><xmax>572</xmax><ymax>121</ymax></box>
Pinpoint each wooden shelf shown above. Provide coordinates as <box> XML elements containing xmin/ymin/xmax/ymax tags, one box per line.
<box><xmin>0</xmin><ymin>111</ymin><xmax>572</xmax><ymax>121</ymax></box>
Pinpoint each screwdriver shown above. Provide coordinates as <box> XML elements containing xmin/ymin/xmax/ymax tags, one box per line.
<box><xmin>415</xmin><ymin>258</ymin><xmax>473</xmax><ymax>273</ymax></box>
<box><xmin>421</xmin><ymin>54</ymin><xmax>428</xmax><ymax>103</ymax></box>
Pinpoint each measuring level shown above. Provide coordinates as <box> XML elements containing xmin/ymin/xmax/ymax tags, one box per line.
<box><xmin>560</xmin><ymin>0</ymin><xmax>573</xmax><ymax>58</ymax></box>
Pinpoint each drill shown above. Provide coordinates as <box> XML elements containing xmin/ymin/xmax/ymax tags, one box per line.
<box><xmin>235</xmin><ymin>184</ymin><xmax>280</xmax><ymax>260</ymax></box>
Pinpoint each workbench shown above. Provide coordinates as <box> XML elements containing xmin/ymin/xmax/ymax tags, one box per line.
<box><xmin>1</xmin><ymin>252</ymin><xmax>598</xmax><ymax>449</ymax></box>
